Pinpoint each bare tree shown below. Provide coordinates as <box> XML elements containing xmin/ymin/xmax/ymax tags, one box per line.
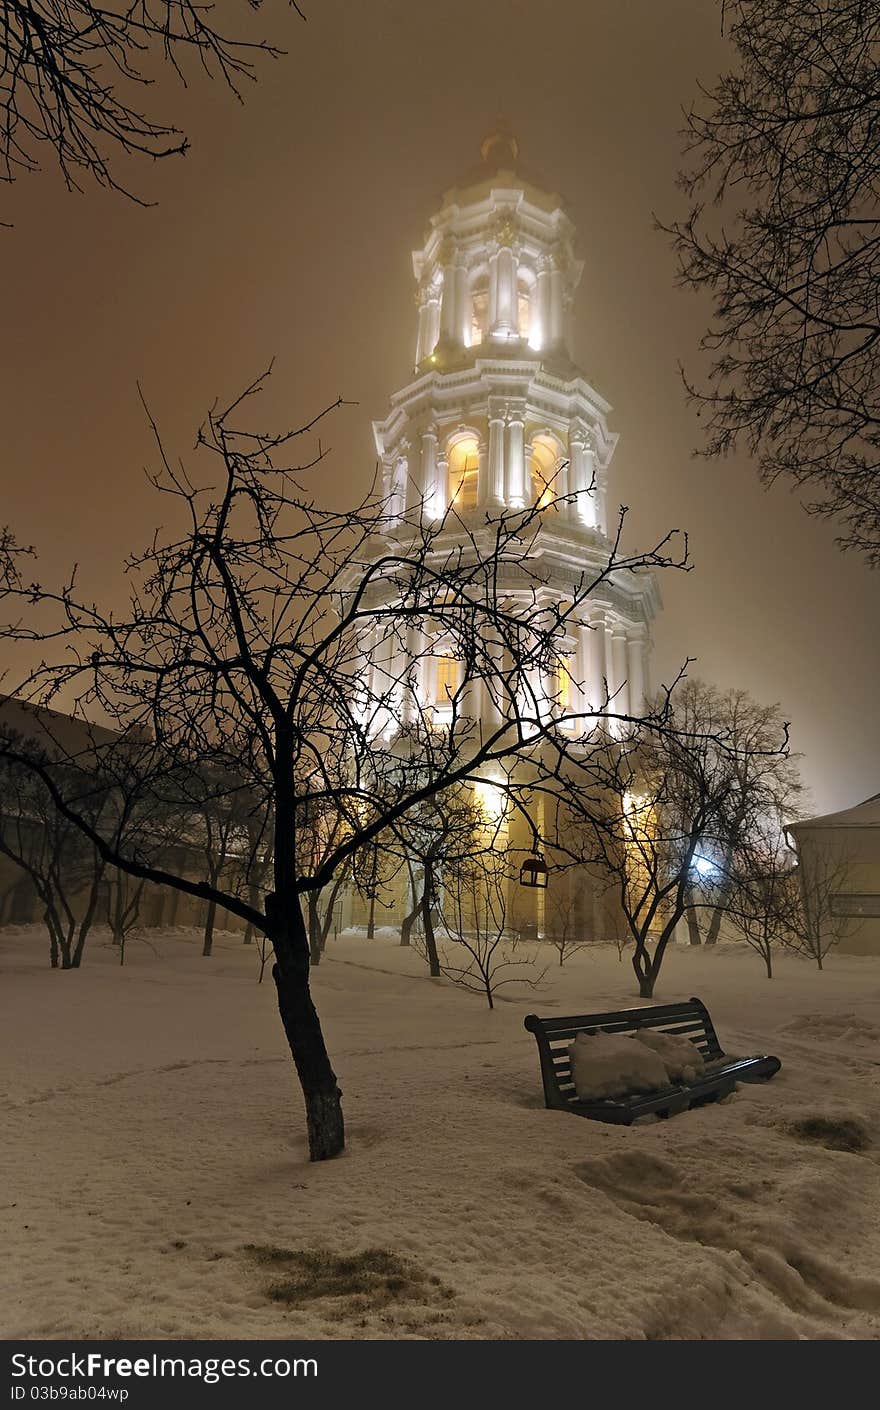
<box><xmin>350</xmin><ymin>833</ymin><xmax>398</xmax><ymax>944</ymax></box>
<box><xmin>297</xmin><ymin>796</ymin><xmax>351</xmax><ymax>964</ymax></box>
<box><xmin>388</xmin><ymin>787</ymin><xmax>486</xmax><ymax>978</ymax></box>
<box><xmin>786</xmin><ymin>839</ymin><xmax>854</xmax><ymax>971</ymax></box>
<box><xmin>437</xmin><ymin>805</ymin><xmax>541</xmax><ymax>1010</ymax></box>
<box><xmin>664</xmin><ymin>0</ymin><xmax>880</xmax><ymax>564</ymax></box>
<box><xmin>570</xmin><ymin>690</ymin><xmax>790</xmax><ymax>998</ymax></box>
<box><xmin>1</xmin><ymin>1</ymin><xmax>300</xmax><ymax>213</ymax></box>
<box><xmin>543</xmin><ymin>882</ymin><xmax>591</xmax><ymax>967</ymax></box>
<box><xmin>674</xmin><ymin>682</ymin><xmax>803</xmax><ymax>945</ymax></box>
<box><xmin>0</xmin><ymin>745</ymin><xmax>105</xmax><ymax>968</ymax></box>
<box><xmin>107</xmin><ymin>870</ymin><xmax>146</xmax><ymax>964</ymax></box>
<box><xmin>726</xmin><ymin>826</ymin><xmax>798</xmax><ymax>978</ymax></box>
<box><xmin>0</xmin><ymin>372</ymin><xmax>689</xmax><ymax>1160</ymax></box>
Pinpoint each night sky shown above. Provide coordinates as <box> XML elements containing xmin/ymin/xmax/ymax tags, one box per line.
<box><xmin>2</xmin><ymin>0</ymin><xmax>877</xmax><ymax>814</ymax></box>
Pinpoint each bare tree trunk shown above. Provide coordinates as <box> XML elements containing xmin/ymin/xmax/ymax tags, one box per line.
<box><xmin>72</xmin><ymin>863</ymin><xmax>104</xmax><ymax>968</ymax></box>
<box><xmin>420</xmin><ymin>862</ymin><xmax>441</xmax><ymax>977</ymax></box>
<box><xmin>46</xmin><ymin>909</ymin><xmax>59</xmax><ymax>969</ymax></box>
<box><xmin>203</xmin><ymin>898</ymin><xmax>217</xmax><ymax>957</ymax></box>
<box><xmin>366</xmin><ymin>891</ymin><xmax>376</xmax><ymax>940</ymax></box>
<box><xmin>705</xmin><ymin>903</ymin><xmax>725</xmax><ymax>945</ymax></box>
<box><xmin>307</xmin><ymin>890</ymin><xmax>322</xmax><ymax>967</ymax></box>
<box><xmin>684</xmin><ymin>889</ymin><xmax>702</xmax><ymax>946</ymax></box>
<box><xmin>266</xmin><ymin>892</ymin><xmax>344</xmax><ymax>1161</ymax></box>
<box><xmin>400</xmin><ymin>895</ymin><xmax>420</xmax><ymax>947</ymax></box>
<box><xmin>243</xmin><ymin>880</ymin><xmax>261</xmax><ymax>944</ymax></box>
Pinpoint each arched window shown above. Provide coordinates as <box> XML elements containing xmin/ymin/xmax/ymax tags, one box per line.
<box><xmin>448</xmin><ymin>435</ymin><xmax>480</xmax><ymax>510</ymax></box>
<box><xmin>517</xmin><ymin>289</ymin><xmax>531</xmax><ymax>339</ymax></box>
<box><xmin>434</xmin><ymin>651</ymin><xmax>461</xmax><ymax>704</ymax></box>
<box><xmin>530</xmin><ymin>434</ymin><xmax>560</xmax><ymax>509</ymax></box>
<box><xmin>470</xmin><ymin>287</ymin><xmax>489</xmax><ymax>346</ymax></box>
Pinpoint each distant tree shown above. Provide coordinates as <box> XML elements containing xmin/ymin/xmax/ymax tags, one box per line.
<box><xmin>543</xmin><ymin>883</ymin><xmax>591</xmax><ymax>967</ymax></box>
<box><xmin>676</xmin><ymin>682</ymin><xmax>803</xmax><ymax>945</ymax></box>
<box><xmin>0</xmin><ymin>745</ymin><xmax>105</xmax><ymax>968</ymax></box>
<box><xmin>389</xmin><ymin>786</ymin><xmax>487</xmax><ymax>978</ymax></box>
<box><xmin>190</xmin><ymin>771</ymin><xmax>251</xmax><ymax>957</ymax></box>
<box><xmin>106</xmin><ymin>870</ymin><xmax>147</xmax><ymax>964</ymax></box>
<box><xmin>574</xmin><ymin>687</ymin><xmax>790</xmax><ymax>998</ymax></box>
<box><xmin>350</xmin><ymin>834</ymin><xmax>397</xmax><ymax>944</ymax></box>
<box><xmin>726</xmin><ymin>826</ymin><xmax>798</xmax><ymax>978</ymax></box>
<box><xmin>786</xmin><ymin>839</ymin><xmax>854</xmax><ymax>971</ymax></box>
<box><xmin>0</xmin><ymin>372</ymin><xmax>690</xmax><ymax>1160</ymax></box>
<box><xmin>1</xmin><ymin>1</ymin><xmax>300</xmax><ymax>214</ymax></box>
<box><xmin>297</xmin><ymin>796</ymin><xmax>351</xmax><ymax>964</ymax></box>
<box><xmin>666</xmin><ymin>0</ymin><xmax>880</xmax><ymax>565</ymax></box>
<box><xmin>437</xmin><ymin>805</ymin><xmax>541</xmax><ymax>1010</ymax></box>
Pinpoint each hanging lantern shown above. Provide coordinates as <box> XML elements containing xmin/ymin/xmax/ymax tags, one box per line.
<box><xmin>519</xmin><ymin>852</ymin><xmax>549</xmax><ymax>889</ymax></box>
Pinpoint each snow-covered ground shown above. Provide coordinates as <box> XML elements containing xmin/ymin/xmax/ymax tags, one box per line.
<box><xmin>3</xmin><ymin>924</ymin><xmax>880</xmax><ymax>1341</ymax></box>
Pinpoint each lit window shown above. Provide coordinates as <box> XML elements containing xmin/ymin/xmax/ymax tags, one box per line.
<box><xmin>471</xmin><ymin>289</ymin><xmax>488</xmax><ymax>346</ymax></box>
<box><xmin>435</xmin><ymin>653</ymin><xmax>461</xmax><ymax>703</ymax></box>
<box><xmin>555</xmin><ymin>657</ymin><xmax>572</xmax><ymax>712</ymax></box>
<box><xmin>448</xmin><ymin>436</ymin><xmax>479</xmax><ymax>510</ymax></box>
<box><xmin>530</xmin><ymin>435</ymin><xmax>559</xmax><ymax>509</ymax></box>
<box><xmin>517</xmin><ymin>290</ymin><xmax>530</xmax><ymax>339</ymax></box>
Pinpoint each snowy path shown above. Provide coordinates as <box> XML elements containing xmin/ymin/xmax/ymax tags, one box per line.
<box><xmin>3</xmin><ymin>927</ymin><xmax>880</xmax><ymax>1340</ymax></box>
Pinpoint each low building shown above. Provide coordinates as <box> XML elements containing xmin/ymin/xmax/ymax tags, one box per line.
<box><xmin>787</xmin><ymin>794</ymin><xmax>880</xmax><ymax>955</ymax></box>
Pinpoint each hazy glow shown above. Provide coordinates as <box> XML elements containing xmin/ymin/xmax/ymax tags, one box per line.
<box><xmin>448</xmin><ymin>437</ymin><xmax>479</xmax><ymax>509</ymax></box>
<box><xmin>474</xmin><ymin>779</ymin><xmax>505</xmax><ymax>819</ymax></box>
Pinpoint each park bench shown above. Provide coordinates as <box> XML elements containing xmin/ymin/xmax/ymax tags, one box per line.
<box><xmin>524</xmin><ymin>996</ymin><xmax>781</xmax><ymax>1125</ymax></box>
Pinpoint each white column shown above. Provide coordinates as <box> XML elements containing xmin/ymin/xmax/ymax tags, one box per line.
<box><xmin>549</xmin><ymin>261</ymin><xmax>563</xmax><ymax>346</ymax></box>
<box><xmin>476</xmin><ymin>436</ymin><xmax>490</xmax><ymax>508</ymax></box>
<box><xmin>488</xmin><ymin>248</ymin><xmax>499</xmax><ymax>328</ymax></box>
<box><xmin>402</xmin><ymin>623</ymin><xmax>420</xmax><ymax>724</ymax></box>
<box><xmin>487</xmin><ymin>401</ymin><xmax>505</xmax><ymax>505</ymax></box>
<box><xmin>427</xmin><ymin>295</ymin><xmax>441</xmax><ymax>357</ymax></box>
<box><xmin>415</xmin><ymin>287</ymin><xmax>432</xmax><ymax>366</ymax></box>
<box><xmin>439</xmin><ymin>242</ymin><xmax>458</xmax><ymax>342</ymax></box>
<box><xmin>505</xmin><ymin>405</ymin><xmax>526</xmax><ymax>507</ymax></box>
<box><xmin>609</xmin><ymin>623</ymin><xmax>630</xmax><ymax>721</ymax></box>
<box><xmin>574</xmin><ymin>624</ymin><xmax>590</xmax><ymax>724</ymax></box>
<box><xmin>627</xmin><ymin>629</ymin><xmax>646</xmax><ymax>717</ymax></box>
<box><xmin>436</xmin><ymin>448</ymin><xmax>448</xmax><ymax>519</ymax></box>
<box><xmin>569</xmin><ymin>425</ymin><xmax>597</xmax><ymax>527</ymax></box>
<box><xmin>536</xmin><ymin>258</ymin><xmax>551</xmax><ymax>351</ymax></box>
<box><xmin>455</xmin><ymin>261</ymin><xmax>469</xmax><ymax>346</ymax></box>
<box><xmin>391</xmin><ymin>449</ymin><xmax>408</xmax><ymax>519</ymax></box>
<box><xmin>494</xmin><ymin>245</ymin><xmax>518</xmax><ymax>337</ymax></box>
<box><xmin>586</xmin><ymin>611</ymin><xmax>607</xmax><ymax>709</ymax></box>
<box><xmin>595</xmin><ymin>462</ymin><xmax>608</xmax><ymax>535</ymax></box>
<box><xmin>420</xmin><ymin>425</ymin><xmax>442</xmax><ymax>520</ymax></box>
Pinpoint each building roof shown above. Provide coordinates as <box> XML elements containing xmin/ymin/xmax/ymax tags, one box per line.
<box><xmin>788</xmin><ymin>793</ymin><xmax>880</xmax><ymax>832</ymax></box>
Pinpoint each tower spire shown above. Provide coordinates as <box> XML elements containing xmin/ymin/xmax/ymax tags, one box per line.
<box><xmin>480</xmin><ymin>119</ymin><xmax>519</xmax><ymax>171</ymax></box>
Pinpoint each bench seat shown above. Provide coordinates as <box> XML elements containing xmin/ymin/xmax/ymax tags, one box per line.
<box><xmin>524</xmin><ymin>997</ymin><xmax>781</xmax><ymax>1125</ymax></box>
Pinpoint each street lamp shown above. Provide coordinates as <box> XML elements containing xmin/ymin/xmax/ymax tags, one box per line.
<box><xmin>519</xmin><ymin>852</ymin><xmax>549</xmax><ymax>889</ymax></box>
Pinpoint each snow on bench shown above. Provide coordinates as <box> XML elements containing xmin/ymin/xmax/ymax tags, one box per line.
<box><xmin>524</xmin><ymin>996</ymin><xmax>781</xmax><ymax>1125</ymax></box>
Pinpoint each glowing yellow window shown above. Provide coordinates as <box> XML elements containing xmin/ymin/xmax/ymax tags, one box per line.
<box><xmin>448</xmin><ymin>437</ymin><xmax>479</xmax><ymax>510</ymax></box>
<box><xmin>555</xmin><ymin>657</ymin><xmax>572</xmax><ymax>712</ymax></box>
<box><xmin>470</xmin><ymin>290</ymin><xmax>488</xmax><ymax>346</ymax></box>
<box><xmin>517</xmin><ymin>291</ymin><xmax>530</xmax><ymax>339</ymax></box>
<box><xmin>530</xmin><ymin>434</ymin><xmax>558</xmax><ymax>509</ymax></box>
<box><xmin>435</xmin><ymin>654</ymin><xmax>461</xmax><ymax>703</ymax></box>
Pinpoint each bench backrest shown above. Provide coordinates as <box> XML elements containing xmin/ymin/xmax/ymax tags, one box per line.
<box><xmin>524</xmin><ymin>997</ymin><xmax>724</xmax><ymax>1109</ymax></box>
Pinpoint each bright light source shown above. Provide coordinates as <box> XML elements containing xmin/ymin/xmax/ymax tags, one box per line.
<box><xmin>474</xmin><ymin>780</ymin><xmax>505</xmax><ymax>820</ymax></box>
<box><xmin>693</xmin><ymin>854</ymin><xmax>715</xmax><ymax>878</ymax></box>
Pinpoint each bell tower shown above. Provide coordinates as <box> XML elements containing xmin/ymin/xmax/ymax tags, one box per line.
<box><xmin>372</xmin><ymin>130</ymin><xmax>659</xmax><ymax>725</ymax></box>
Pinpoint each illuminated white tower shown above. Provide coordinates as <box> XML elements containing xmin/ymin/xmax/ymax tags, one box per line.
<box><xmin>371</xmin><ymin>128</ymin><xmax>659</xmax><ymax>734</ymax></box>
